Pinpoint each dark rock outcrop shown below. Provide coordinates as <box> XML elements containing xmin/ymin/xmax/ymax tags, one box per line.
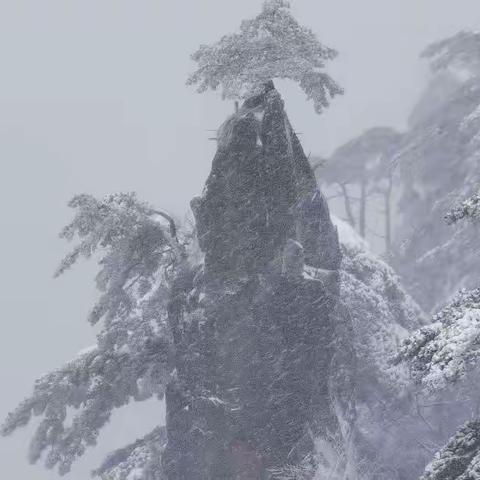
<box><xmin>163</xmin><ymin>83</ymin><xmax>342</xmax><ymax>479</ymax></box>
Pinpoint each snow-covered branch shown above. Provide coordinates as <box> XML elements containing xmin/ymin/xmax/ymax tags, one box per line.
<box><xmin>1</xmin><ymin>192</ymin><xmax>180</xmax><ymax>475</ymax></box>
<box><xmin>2</xmin><ymin>337</ymin><xmax>171</xmax><ymax>475</ymax></box>
<box><xmin>420</xmin><ymin>420</ymin><xmax>480</xmax><ymax>480</ymax></box>
<box><xmin>93</xmin><ymin>427</ymin><xmax>167</xmax><ymax>480</ymax></box>
<box><xmin>398</xmin><ymin>288</ymin><xmax>480</xmax><ymax>392</ymax></box>
<box><xmin>187</xmin><ymin>0</ymin><xmax>342</xmax><ymax>113</ymax></box>
<box><xmin>445</xmin><ymin>191</ymin><xmax>480</xmax><ymax>224</ymax></box>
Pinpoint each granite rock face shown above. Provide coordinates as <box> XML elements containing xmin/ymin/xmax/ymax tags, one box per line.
<box><xmin>162</xmin><ymin>83</ymin><xmax>343</xmax><ymax>479</ymax></box>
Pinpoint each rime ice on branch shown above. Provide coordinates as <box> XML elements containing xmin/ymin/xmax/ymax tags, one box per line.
<box><xmin>1</xmin><ymin>193</ymin><xmax>178</xmax><ymax>476</ymax></box>
<box><xmin>187</xmin><ymin>0</ymin><xmax>342</xmax><ymax>113</ymax></box>
<box><xmin>398</xmin><ymin>180</ymin><xmax>480</xmax><ymax>480</ymax></box>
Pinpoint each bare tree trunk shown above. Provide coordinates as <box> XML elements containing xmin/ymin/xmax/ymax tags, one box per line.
<box><xmin>359</xmin><ymin>180</ymin><xmax>367</xmax><ymax>238</ymax></box>
<box><xmin>384</xmin><ymin>174</ymin><xmax>393</xmax><ymax>253</ymax></box>
<box><xmin>339</xmin><ymin>183</ymin><xmax>356</xmax><ymax>229</ymax></box>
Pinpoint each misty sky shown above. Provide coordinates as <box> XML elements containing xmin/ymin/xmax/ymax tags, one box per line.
<box><xmin>1</xmin><ymin>1</ymin><xmax>480</xmax><ymax>478</ymax></box>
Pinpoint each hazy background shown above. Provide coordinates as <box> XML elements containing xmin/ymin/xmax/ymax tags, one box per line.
<box><xmin>1</xmin><ymin>1</ymin><xmax>480</xmax><ymax>478</ymax></box>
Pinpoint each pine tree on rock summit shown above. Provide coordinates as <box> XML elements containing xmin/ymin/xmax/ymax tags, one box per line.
<box><xmin>187</xmin><ymin>0</ymin><xmax>342</xmax><ymax>113</ymax></box>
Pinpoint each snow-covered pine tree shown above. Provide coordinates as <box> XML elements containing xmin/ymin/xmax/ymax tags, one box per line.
<box><xmin>393</xmin><ymin>31</ymin><xmax>480</xmax><ymax>312</ymax></box>
<box><xmin>397</xmin><ymin>191</ymin><xmax>480</xmax><ymax>480</ymax></box>
<box><xmin>1</xmin><ymin>192</ymin><xmax>186</xmax><ymax>477</ymax></box>
<box><xmin>187</xmin><ymin>0</ymin><xmax>343</xmax><ymax>113</ymax></box>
